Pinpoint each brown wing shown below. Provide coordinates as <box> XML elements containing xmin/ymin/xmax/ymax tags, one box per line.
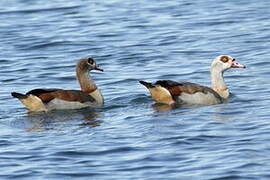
<box><xmin>26</xmin><ymin>88</ymin><xmax>62</xmax><ymax>96</ymax></box>
<box><xmin>155</xmin><ymin>80</ymin><xmax>222</xmax><ymax>100</ymax></box>
<box><xmin>27</xmin><ymin>89</ymin><xmax>96</xmax><ymax>104</ymax></box>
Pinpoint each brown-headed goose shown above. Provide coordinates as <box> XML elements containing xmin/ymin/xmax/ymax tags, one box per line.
<box><xmin>11</xmin><ymin>57</ymin><xmax>104</xmax><ymax>112</ymax></box>
<box><xmin>140</xmin><ymin>55</ymin><xmax>246</xmax><ymax>106</ymax></box>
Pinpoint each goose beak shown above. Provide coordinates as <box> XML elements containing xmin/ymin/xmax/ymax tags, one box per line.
<box><xmin>94</xmin><ymin>65</ymin><xmax>104</xmax><ymax>71</ymax></box>
<box><xmin>231</xmin><ymin>60</ymin><xmax>246</xmax><ymax>68</ymax></box>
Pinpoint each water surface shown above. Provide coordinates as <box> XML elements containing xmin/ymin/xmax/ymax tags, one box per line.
<box><xmin>1</xmin><ymin>0</ymin><xmax>270</xmax><ymax>179</ymax></box>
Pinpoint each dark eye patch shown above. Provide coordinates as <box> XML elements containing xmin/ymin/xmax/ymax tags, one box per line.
<box><xmin>87</xmin><ymin>58</ymin><xmax>94</xmax><ymax>64</ymax></box>
<box><xmin>220</xmin><ymin>56</ymin><xmax>229</xmax><ymax>63</ymax></box>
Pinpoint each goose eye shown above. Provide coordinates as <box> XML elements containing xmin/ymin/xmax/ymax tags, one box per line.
<box><xmin>87</xmin><ymin>58</ymin><xmax>94</xmax><ymax>65</ymax></box>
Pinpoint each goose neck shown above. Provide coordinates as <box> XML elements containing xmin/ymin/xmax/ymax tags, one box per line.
<box><xmin>211</xmin><ymin>68</ymin><xmax>229</xmax><ymax>99</ymax></box>
<box><xmin>76</xmin><ymin>69</ymin><xmax>97</xmax><ymax>93</ymax></box>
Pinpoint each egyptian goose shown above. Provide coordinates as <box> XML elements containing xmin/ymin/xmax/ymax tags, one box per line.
<box><xmin>140</xmin><ymin>55</ymin><xmax>246</xmax><ymax>106</ymax></box>
<box><xmin>11</xmin><ymin>57</ymin><xmax>104</xmax><ymax>112</ymax></box>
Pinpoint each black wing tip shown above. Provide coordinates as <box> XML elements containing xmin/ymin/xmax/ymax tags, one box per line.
<box><xmin>156</xmin><ymin>80</ymin><xmax>180</xmax><ymax>87</ymax></box>
<box><xmin>26</xmin><ymin>88</ymin><xmax>61</xmax><ymax>96</ymax></box>
<box><xmin>11</xmin><ymin>92</ymin><xmax>28</xmax><ymax>99</ymax></box>
<box><xmin>139</xmin><ymin>81</ymin><xmax>154</xmax><ymax>88</ymax></box>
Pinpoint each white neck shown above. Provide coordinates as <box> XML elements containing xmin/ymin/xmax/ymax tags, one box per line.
<box><xmin>211</xmin><ymin>68</ymin><xmax>229</xmax><ymax>99</ymax></box>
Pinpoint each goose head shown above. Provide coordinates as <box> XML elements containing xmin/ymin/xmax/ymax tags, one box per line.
<box><xmin>211</xmin><ymin>55</ymin><xmax>246</xmax><ymax>73</ymax></box>
<box><xmin>76</xmin><ymin>57</ymin><xmax>103</xmax><ymax>73</ymax></box>
<box><xmin>210</xmin><ymin>55</ymin><xmax>246</xmax><ymax>99</ymax></box>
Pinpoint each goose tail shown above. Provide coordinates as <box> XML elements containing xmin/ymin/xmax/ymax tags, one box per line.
<box><xmin>11</xmin><ymin>92</ymin><xmax>28</xmax><ymax>99</ymax></box>
<box><xmin>139</xmin><ymin>81</ymin><xmax>154</xmax><ymax>88</ymax></box>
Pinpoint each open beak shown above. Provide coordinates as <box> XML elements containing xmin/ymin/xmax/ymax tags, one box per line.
<box><xmin>94</xmin><ymin>65</ymin><xmax>104</xmax><ymax>71</ymax></box>
<box><xmin>231</xmin><ymin>60</ymin><xmax>246</xmax><ymax>68</ymax></box>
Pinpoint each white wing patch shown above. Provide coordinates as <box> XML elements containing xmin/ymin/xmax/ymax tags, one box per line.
<box><xmin>47</xmin><ymin>98</ymin><xmax>101</xmax><ymax>110</ymax></box>
<box><xmin>176</xmin><ymin>92</ymin><xmax>221</xmax><ymax>105</ymax></box>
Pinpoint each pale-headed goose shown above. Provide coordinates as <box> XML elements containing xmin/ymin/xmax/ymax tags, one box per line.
<box><xmin>140</xmin><ymin>55</ymin><xmax>246</xmax><ymax>106</ymax></box>
<box><xmin>11</xmin><ymin>57</ymin><xmax>104</xmax><ymax>112</ymax></box>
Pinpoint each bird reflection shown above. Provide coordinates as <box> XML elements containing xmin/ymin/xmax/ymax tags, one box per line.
<box><xmin>151</xmin><ymin>103</ymin><xmax>194</xmax><ymax>111</ymax></box>
<box><xmin>151</xmin><ymin>103</ymin><xmax>174</xmax><ymax>111</ymax></box>
<box><xmin>18</xmin><ymin>108</ymin><xmax>103</xmax><ymax>132</ymax></box>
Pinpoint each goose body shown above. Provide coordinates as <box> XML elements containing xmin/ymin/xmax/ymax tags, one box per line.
<box><xmin>140</xmin><ymin>55</ymin><xmax>246</xmax><ymax>106</ymax></box>
<box><xmin>11</xmin><ymin>58</ymin><xmax>104</xmax><ymax>112</ymax></box>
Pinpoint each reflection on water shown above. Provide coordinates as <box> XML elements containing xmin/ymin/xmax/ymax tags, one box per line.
<box><xmin>151</xmin><ymin>100</ymin><xmax>240</xmax><ymax>123</ymax></box>
<box><xmin>1</xmin><ymin>0</ymin><xmax>270</xmax><ymax>179</ymax></box>
<box><xmin>11</xmin><ymin>109</ymin><xmax>103</xmax><ymax>132</ymax></box>
<box><xmin>151</xmin><ymin>103</ymin><xmax>174</xmax><ymax>111</ymax></box>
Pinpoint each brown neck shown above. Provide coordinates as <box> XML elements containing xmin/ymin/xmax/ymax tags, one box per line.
<box><xmin>76</xmin><ymin>68</ymin><xmax>97</xmax><ymax>93</ymax></box>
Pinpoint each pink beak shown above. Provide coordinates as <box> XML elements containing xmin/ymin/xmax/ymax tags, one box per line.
<box><xmin>231</xmin><ymin>60</ymin><xmax>246</xmax><ymax>68</ymax></box>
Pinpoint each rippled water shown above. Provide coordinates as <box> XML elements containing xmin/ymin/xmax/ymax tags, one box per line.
<box><xmin>1</xmin><ymin>0</ymin><xmax>270</xmax><ymax>179</ymax></box>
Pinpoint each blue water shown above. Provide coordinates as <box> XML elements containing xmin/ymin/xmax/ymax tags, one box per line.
<box><xmin>1</xmin><ymin>0</ymin><xmax>270</xmax><ymax>179</ymax></box>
